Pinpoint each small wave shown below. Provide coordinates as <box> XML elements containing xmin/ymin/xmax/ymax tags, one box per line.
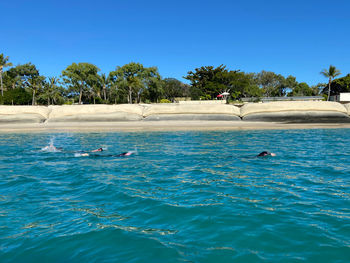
<box><xmin>41</xmin><ymin>137</ymin><xmax>61</xmax><ymax>152</ymax></box>
<box><xmin>41</xmin><ymin>146</ymin><xmax>61</xmax><ymax>153</ymax></box>
<box><xmin>74</xmin><ymin>153</ymin><xmax>89</xmax><ymax>157</ymax></box>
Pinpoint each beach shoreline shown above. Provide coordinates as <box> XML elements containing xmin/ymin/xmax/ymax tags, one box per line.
<box><xmin>1</xmin><ymin>121</ymin><xmax>350</xmax><ymax>133</ymax></box>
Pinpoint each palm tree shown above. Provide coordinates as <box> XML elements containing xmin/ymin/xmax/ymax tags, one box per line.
<box><xmin>27</xmin><ymin>76</ymin><xmax>45</xmax><ymax>105</ymax></box>
<box><xmin>0</xmin><ymin>53</ymin><xmax>13</xmax><ymax>96</ymax></box>
<box><xmin>46</xmin><ymin>77</ymin><xmax>59</xmax><ymax>105</ymax></box>
<box><xmin>99</xmin><ymin>73</ymin><xmax>111</xmax><ymax>101</ymax></box>
<box><xmin>320</xmin><ymin>65</ymin><xmax>341</xmax><ymax>101</ymax></box>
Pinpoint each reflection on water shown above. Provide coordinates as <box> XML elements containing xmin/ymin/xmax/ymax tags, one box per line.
<box><xmin>0</xmin><ymin>129</ymin><xmax>349</xmax><ymax>262</ymax></box>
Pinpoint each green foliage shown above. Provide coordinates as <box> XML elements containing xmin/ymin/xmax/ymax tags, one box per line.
<box><xmin>109</xmin><ymin>62</ymin><xmax>160</xmax><ymax>104</ymax></box>
<box><xmin>64</xmin><ymin>100</ymin><xmax>74</xmax><ymax>105</ymax></box>
<box><xmin>199</xmin><ymin>94</ymin><xmax>211</xmax><ymax>100</ymax></box>
<box><xmin>98</xmin><ymin>73</ymin><xmax>112</xmax><ymax>101</ymax></box>
<box><xmin>230</xmin><ymin>91</ymin><xmax>241</xmax><ymax>100</ymax></box>
<box><xmin>161</xmin><ymin>78</ymin><xmax>189</xmax><ymax>102</ymax></box>
<box><xmin>7</xmin><ymin>63</ymin><xmax>39</xmax><ymax>84</ymax></box>
<box><xmin>0</xmin><ymin>88</ymin><xmax>31</xmax><ymax>105</ymax></box>
<box><xmin>255</xmin><ymin>71</ymin><xmax>287</xmax><ymax>97</ymax></box>
<box><xmin>1</xmin><ymin>52</ymin><xmax>346</xmax><ymax>105</ymax></box>
<box><xmin>0</xmin><ymin>53</ymin><xmax>13</xmax><ymax>96</ymax></box>
<box><xmin>0</xmin><ymin>54</ymin><xmax>12</xmax><ymax>68</ymax></box>
<box><xmin>184</xmin><ymin>65</ymin><xmax>232</xmax><ymax>99</ymax></box>
<box><xmin>320</xmin><ymin>65</ymin><xmax>341</xmax><ymax>100</ymax></box>
<box><xmin>62</xmin><ymin>63</ymin><xmax>100</xmax><ymax>104</ymax></box>
<box><xmin>146</xmin><ymin>78</ymin><xmax>163</xmax><ymax>103</ymax></box>
<box><xmin>320</xmin><ymin>65</ymin><xmax>341</xmax><ymax>79</ymax></box>
<box><xmin>287</xmin><ymin>82</ymin><xmax>319</xmax><ymax>97</ymax></box>
<box><xmin>328</xmin><ymin>74</ymin><xmax>350</xmax><ymax>95</ymax></box>
<box><xmin>185</xmin><ymin>65</ymin><xmax>272</xmax><ymax>100</ymax></box>
<box><xmin>38</xmin><ymin>77</ymin><xmax>67</xmax><ymax>105</ymax></box>
<box><xmin>229</xmin><ymin>72</ymin><xmax>261</xmax><ymax>99</ymax></box>
<box><xmin>4</xmin><ymin>63</ymin><xmax>40</xmax><ymax>100</ymax></box>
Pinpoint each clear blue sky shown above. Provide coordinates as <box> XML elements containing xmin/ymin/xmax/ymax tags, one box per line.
<box><xmin>1</xmin><ymin>0</ymin><xmax>349</xmax><ymax>85</ymax></box>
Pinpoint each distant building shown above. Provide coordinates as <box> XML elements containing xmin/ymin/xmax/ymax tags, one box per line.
<box><xmin>330</xmin><ymin>93</ymin><xmax>350</xmax><ymax>103</ymax></box>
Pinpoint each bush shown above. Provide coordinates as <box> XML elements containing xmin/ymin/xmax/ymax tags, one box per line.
<box><xmin>199</xmin><ymin>94</ymin><xmax>211</xmax><ymax>100</ymax></box>
<box><xmin>159</xmin><ymin>99</ymin><xmax>171</xmax><ymax>103</ymax></box>
<box><xmin>64</xmin><ymin>100</ymin><xmax>74</xmax><ymax>105</ymax></box>
<box><xmin>0</xmin><ymin>88</ymin><xmax>32</xmax><ymax>105</ymax></box>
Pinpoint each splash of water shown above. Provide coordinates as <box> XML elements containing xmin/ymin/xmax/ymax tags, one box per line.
<box><xmin>41</xmin><ymin>137</ymin><xmax>60</xmax><ymax>152</ymax></box>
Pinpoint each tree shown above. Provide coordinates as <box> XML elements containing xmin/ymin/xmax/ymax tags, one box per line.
<box><xmin>161</xmin><ymin>78</ymin><xmax>189</xmax><ymax>102</ymax></box>
<box><xmin>6</xmin><ymin>63</ymin><xmax>39</xmax><ymax>89</ymax></box>
<box><xmin>40</xmin><ymin>77</ymin><xmax>65</xmax><ymax>105</ymax></box>
<box><xmin>320</xmin><ymin>65</ymin><xmax>341</xmax><ymax>101</ymax></box>
<box><xmin>327</xmin><ymin>74</ymin><xmax>350</xmax><ymax>95</ymax></box>
<box><xmin>184</xmin><ymin>65</ymin><xmax>233</xmax><ymax>99</ymax></box>
<box><xmin>110</xmin><ymin>63</ymin><xmax>160</xmax><ymax>104</ymax></box>
<box><xmin>0</xmin><ymin>54</ymin><xmax>13</xmax><ymax>96</ymax></box>
<box><xmin>227</xmin><ymin>71</ymin><xmax>261</xmax><ymax>99</ymax></box>
<box><xmin>0</xmin><ymin>88</ymin><xmax>31</xmax><ymax>105</ymax></box>
<box><xmin>255</xmin><ymin>71</ymin><xmax>286</xmax><ymax>97</ymax></box>
<box><xmin>3</xmin><ymin>63</ymin><xmax>41</xmax><ymax>104</ymax></box>
<box><xmin>62</xmin><ymin>63</ymin><xmax>100</xmax><ymax>104</ymax></box>
<box><xmin>27</xmin><ymin>75</ymin><xmax>45</xmax><ymax>105</ymax></box>
<box><xmin>145</xmin><ymin>78</ymin><xmax>163</xmax><ymax>103</ymax></box>
<box><xmin>98</xmin><ymin>73</ymin><xmax>111</xmax><ymax>101</ymax></box>
<box><xmin>284</xmin><ymin>76</ymin><xmax>298</xmax><ymax>95</ymax></box>
<box><xmin>288</xmin><ymin>82</ymin><xmax>315</xmax><ymax>96</ymax></box>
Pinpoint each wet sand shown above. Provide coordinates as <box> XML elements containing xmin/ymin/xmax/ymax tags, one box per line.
<box><xmin>1</xmin><ymin>121</ymin><xmax>350</xmax><ymax>133</ymax></box>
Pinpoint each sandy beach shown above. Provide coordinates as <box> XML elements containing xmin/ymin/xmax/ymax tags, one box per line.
<box><xmin>1</xmin><ymin>121</ymin><xmax>350</xmax><ymax>133</ymax></box>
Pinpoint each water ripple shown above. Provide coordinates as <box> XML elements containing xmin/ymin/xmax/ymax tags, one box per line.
<box><xmin>0</xmin><ymin>129</ymin><xmax>349</xmax><ymax>262</ymax></box>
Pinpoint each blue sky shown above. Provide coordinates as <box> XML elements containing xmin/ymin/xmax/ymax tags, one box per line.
<box><xmin>1</xmin><ymin>0</ymin><xmax>349</xmax><ymax>85</ymax></box>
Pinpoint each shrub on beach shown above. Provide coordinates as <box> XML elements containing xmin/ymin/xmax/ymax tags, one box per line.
<box><xmin>0</xmin><ymin>88</ymin><xmax>32</xmax><ymax>105</ymax></box>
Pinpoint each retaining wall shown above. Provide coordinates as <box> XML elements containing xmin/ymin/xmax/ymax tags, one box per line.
<box><xmin>0</xmin><ymin>102</ymin><xmax>349</xmax><ymax>123</ymax></box>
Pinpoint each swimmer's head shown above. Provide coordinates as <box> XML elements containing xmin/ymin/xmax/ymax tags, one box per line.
<box><xmin>257</xmin><ymin>151</ymin><xmax>276</xmax><ymax>157</ymax></box>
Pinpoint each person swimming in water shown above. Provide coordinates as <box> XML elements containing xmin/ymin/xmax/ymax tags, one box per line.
<box><xmin>257</xmin><ymin>151</ymin><xmax>276</xmax><ymax>157</ymax></box>
<box><xmin>77</xmin><ymin>147</ymin><xmax>103</xmax><ymax>156</ymax></box>
<box><xmin>77</xmin><ymin>150</ymin><xmax>135</xmax><ymax>157</ymax></box>
<box><xmin>117</xmin><ymin>151</ymin><xmax>134</xmax><ymax>157</ymax></box>
<box><xmin>91</xmin><ymin>148</ymin><xmax>103</xmax><ymax>152</ymax></box>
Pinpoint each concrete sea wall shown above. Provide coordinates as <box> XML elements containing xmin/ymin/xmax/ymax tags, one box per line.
<box><xmin>0</xmin><ymin>101</ymin><xmax>350</xmax><ymax>124</ymax></box>
<box><xmin>240</xmin><ymin>101</ymin><xmax>350</xmax><ymax>123</ymax></box>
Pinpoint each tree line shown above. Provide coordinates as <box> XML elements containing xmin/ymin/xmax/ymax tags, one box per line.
<box><xmin>0</xmin><ymin>53</ymin><xmax>347</xmax><ymax>105</ymax></box>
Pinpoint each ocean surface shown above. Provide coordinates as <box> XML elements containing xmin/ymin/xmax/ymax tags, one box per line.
<box><xmin>0</xmin><ymin>129</ymin><xmax>349</xmax><ymax>263</ymax></box>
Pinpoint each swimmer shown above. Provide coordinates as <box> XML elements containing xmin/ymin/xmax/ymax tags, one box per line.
<box><xmin>91</xmin><ymin>148</ymin><xmax>103</xmax><ymax>152</ymax></box>
<box><xmin>75</xmin><ymin>150</ymin><xmax>135</xmax><ymax>157</ymax></box>
<box><xmin>41</xmin><ymin>143</ymin><xmax>61</xmax><ymax>152</ymax></box>
<box><xmin>117</xmin><ymin>151</ymin><xmax>134</xmax><ymax>157</ymax></box>
<box><xmin>257</xmin><ymin>151</ymin><xmax>276</xmax><ymax>157</ymax></box>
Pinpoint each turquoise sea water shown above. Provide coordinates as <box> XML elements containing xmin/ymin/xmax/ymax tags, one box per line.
<box><xmin>0</xmin><ymin>129</ymin><xmax>349</xmax><ymax>263</ymax></box>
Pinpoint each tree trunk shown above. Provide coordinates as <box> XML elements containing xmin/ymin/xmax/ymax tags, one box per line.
<box><xmin>128</xmin><ymin>86</ymin><xmax>132</xmax><ymax>104</ymax></box>
<box><xmin>137</xmin><ymin>92</ymin><xmax>140</xmax><ymax>103</ymax></box>
<box><xmin>103</xmin><ymin>85</ymin><xmax>107</xmax><ymax>101</ymax></box>
<box><xmin>79</xmin><ymin>86</ymin><xmax>83</xmax><ymax>104</ymax></box>
<box><xmin>32</xmin><ymin>89</ymin><xmax>36</xmax><ymax>105</ymax></box>
<box><xmin>48</xmin><ymin>96</ymin><xmax>50</xmax><ymax>106</ymax></box>
<box><xmin>327</xmin><ymin>78</ymin><xmax>331</xmax><ymax>101</ymax></box>
<box><xmin>0</xmin><ymin>69</ymin><xmax>3</xmax><ymax>97</ymax></box>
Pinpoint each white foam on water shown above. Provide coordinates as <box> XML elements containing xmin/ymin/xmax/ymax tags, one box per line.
<box><xmin>41</xmin><ymin>137</ymin><xmax>60</xmax><ymax>152</ymax></box>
